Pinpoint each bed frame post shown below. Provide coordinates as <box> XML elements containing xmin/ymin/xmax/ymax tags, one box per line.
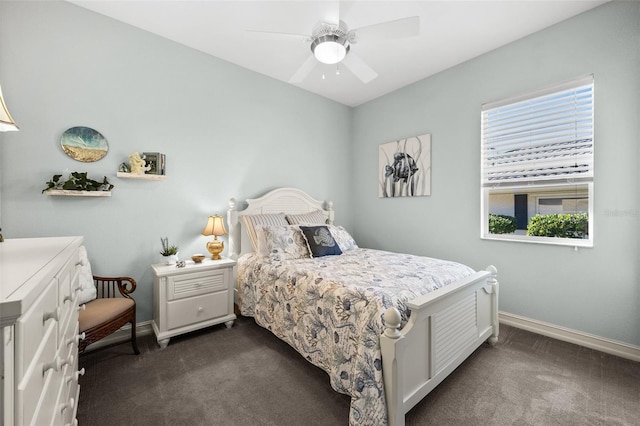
<box><xmin>227</xmin><ymin>197</ymin><xmax>239</xmax><ymax>260</ymax></box>
<box><xmin>380</xmin><ymin>307</ymin><xmax>405</xmax><ymax>426</ymax></box>
<box><xmin>486</xmin><ymin>265</ymin><xmax>499</xmax><ymax>345</ymax></box>
<box><xmin>325</xmin><ymin>200</ymin><xmax>334</xmax><ymax>225</ymax></box>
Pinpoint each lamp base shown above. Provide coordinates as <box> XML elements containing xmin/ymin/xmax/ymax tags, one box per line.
<box><xmin>206</xmin><ymin>239</ymin><xmax>224</xmax><ymax>260</ymax></box>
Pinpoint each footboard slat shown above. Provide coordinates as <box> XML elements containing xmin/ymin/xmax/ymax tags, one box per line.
<box><xmin>434</xmin><ymin>293</ymin><xmax>477</xmax><ymax>373</ymax></box>
<box><xmin>381</xmin><ymin>266</ymin><xmax>499</xmax><ymax>426</ymax></box>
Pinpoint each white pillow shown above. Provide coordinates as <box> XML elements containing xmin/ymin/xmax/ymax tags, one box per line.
<box><xmin>285</xmin><ymin>210</ymin><xmax>326</xmax><ymax>225</ymax></box>
<box><xmin>77</xmin><ymin>246</ymin><xmax>97</xmax><ymax>304</ymax></box>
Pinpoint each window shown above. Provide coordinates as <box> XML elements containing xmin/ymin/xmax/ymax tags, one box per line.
<box><xmin>481</xmin><ymin>76</ymin><xmax>594</xmax><ymax>246</ymax></box>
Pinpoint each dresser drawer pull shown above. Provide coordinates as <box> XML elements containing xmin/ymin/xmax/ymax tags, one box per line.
<box><xmin>66</xmin><ymin>367</ymin><xmax>85</xmax><ymax>385</ymax></box>
<box><xmin>67</xmin><ymin>332</ymin><xmax>86</xmax><ymax>347</ymax></box>
<box><xmin>60</xmin><ymin>398</ymin><xmax>75</xmax><ymax>414</ymax></box>
<box><xmin>62</xmin><ymin>354</ymin><xmax>75</xmax><ymax>368</ymax></box>
<box><xmin>43</xmin><ymin>356</ymin><xmax>62</xmax><ymax>374</ymax></box>
<box><xmin>43</xmin><ymin>307</ymin><xmax>61</xmax><ymax>323</ymax></box>
<box><xmin>63</xmin><ymin>294</ymin><xmax>74</xmax><ymax>304</ymax></box>
<box><xmin>78</xmin><ymin>304</ymin><xmax>86</xmax><ymax>312</ymax></box>
<box><xmin>75</xmin><ymin>367</ymin><xmax>85</xmax><ymax>381</ymax></box>
<box><xmin>198</xmin><ymin>307</ymin><xmax>204</xmax><ymax>312</ymax></box>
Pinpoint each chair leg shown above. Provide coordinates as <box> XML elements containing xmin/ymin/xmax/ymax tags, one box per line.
<box><xmin>131</xmin><ymin>320</ymin><xmax>140</xmax><ymax>355</ymax></box>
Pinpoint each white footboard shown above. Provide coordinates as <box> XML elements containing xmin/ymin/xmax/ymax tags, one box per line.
<box><xmin>380</xmin><ymin>266</ymin><xmax>499</xmax><ymax>426</ymax></box>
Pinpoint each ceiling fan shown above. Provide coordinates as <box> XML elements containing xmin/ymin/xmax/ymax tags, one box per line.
<box><xmin>248</xmin><ymin>15</ymin><xmax>420</xmax><ymax>84</ymax></box>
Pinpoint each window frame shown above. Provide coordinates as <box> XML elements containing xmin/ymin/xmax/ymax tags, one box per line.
<box><xmin>480</xmin><ymin>76</ymin><xmax>594</xmax><ymax>247</ymax></box>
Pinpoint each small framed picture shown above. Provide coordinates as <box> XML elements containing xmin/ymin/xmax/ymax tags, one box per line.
<box><xmin>142</xmin><ymin>152</ymin><xmax>165</xmax><ymax>175</ymax></box>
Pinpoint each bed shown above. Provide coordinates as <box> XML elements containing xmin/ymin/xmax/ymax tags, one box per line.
<box><xmin>227</xmin><ymin>187</ymin><xmax>499</xmax><ymax>426</ymax></box>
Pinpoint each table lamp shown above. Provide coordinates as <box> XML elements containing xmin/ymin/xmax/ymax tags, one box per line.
<box><xmin>202</xmin><ymin>215</ymin><xmax>227</xmax><ymax>260</ymax></box>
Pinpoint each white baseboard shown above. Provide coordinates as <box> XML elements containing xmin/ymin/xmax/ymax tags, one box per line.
<box><xmin>81</xmin><ymin>321</ymin><xmax>155</xmax><ymax>353</ymax></box>
<box><xmin>499</xmin><ymin>311</ymin><xmax>640</xmax><ymax>362</ymax></box>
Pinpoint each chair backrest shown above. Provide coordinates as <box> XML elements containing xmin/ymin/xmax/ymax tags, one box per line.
<box><xmin>93</xmin><ymin>276</ymin><xmax>137</xmax><ymax>299</ymax></box>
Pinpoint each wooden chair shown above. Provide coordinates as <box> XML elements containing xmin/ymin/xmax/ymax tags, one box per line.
<box><xmin>78</xmin><ymin>275</ymin><xmax>140</xmax><ymax>354</ymax></box>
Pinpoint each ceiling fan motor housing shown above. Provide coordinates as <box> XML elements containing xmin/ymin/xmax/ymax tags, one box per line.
<box><xmin>310</xmin><ymin>20</ymin><xmax>351</xmax><ymax>64</ymax></box>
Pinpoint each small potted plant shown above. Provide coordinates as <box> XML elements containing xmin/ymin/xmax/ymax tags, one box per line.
<box><xmin>160</xmin><ymin>237</ymin><xmax>179</xmax><ymax>264</ymax></box>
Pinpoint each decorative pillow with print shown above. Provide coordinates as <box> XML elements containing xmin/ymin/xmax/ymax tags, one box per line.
<box><xmin>241</xmin><ymin>213</ymin><xmax>288</xmax><ymax>252</ymax></box>
<box><xmin>328</xmin><ymin>225</ymin><xmax>358</xmax><ymax>251</ymax></box>
<box><xmin>299</xmin><ymin>225</ymin><xmax>343</xmax><ymax>257</ymax></box>
<box><xmin>262</xmin><ymin>225</ymin><xmax>310</xmax><ymax>261</ymax></box>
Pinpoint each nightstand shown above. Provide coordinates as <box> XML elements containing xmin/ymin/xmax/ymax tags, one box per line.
<box><xmin>151</xmin><ymin>257</ymin><xmax>236</xmax><ymax>348</ymax></box>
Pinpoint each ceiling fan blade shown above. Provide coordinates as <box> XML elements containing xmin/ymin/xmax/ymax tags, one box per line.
<box><xmin>289</xmin><ymin>55</ymin><xmax>318</xmax><ymax>83</ymax></box>
<box><xmin>323</xmin><ymin>0</ymin><xmax>341</xmax><ymax>26</ymax></box>
<box><xmin>342</xmin><ymin>53</ymin><xmax>377</xmax><ymax>84</ymax></box>
<box><xmin>351</xmin><ymin>16</ymin><xmax>420</xmax><ymax>42</ymax></box>
<box><xmin>245</xmin><ymin>29</ymin><xmax>309</xmax><ymax>41</ymax></box>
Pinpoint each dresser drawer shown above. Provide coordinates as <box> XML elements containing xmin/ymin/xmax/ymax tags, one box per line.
<box><xmin>16</xmin><ymin>323</ymin><xmax>58</xmax><ymax>426</ymax></box>
<box><xmin>167</xmin><ymin>290</ymin><xmax>229</xmax><ymax>330</ymax></box>
<box><xmin>57</xmin><ymin>255</ymin><xmax>80</xmax><ymax>311</ymax></box>
<box><xmin>168</xmin><ymin>269</ymin><xmax>228</xmax><ymax>300</ymax></box>
<box><xmin>15</xmin><ymin>279</ymin><xmax>59</xmax><ymax>379</ymax></box>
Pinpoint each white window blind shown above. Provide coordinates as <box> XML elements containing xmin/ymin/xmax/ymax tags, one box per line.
<box><xmin>481</xmin><ymin>76</ymin><xmax>594</xmax><ymax>187</ymax></box>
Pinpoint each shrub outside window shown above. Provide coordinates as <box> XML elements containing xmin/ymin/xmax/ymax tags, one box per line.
<box><xmin>481</xmin><ymin>76</ymin><xmax>594</xmax><ymax>247</ymax></box>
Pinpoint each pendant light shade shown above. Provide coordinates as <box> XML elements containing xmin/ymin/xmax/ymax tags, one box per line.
<box><xmin>0</xmin><ymin>85</ymin><xmax>19</xmax><ymax>132</ymax></box>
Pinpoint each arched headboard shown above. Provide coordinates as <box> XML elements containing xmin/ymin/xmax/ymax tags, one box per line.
<box><xmin>227</xmin><ymin>187</ymin><xmax>334</xmax><ymax>259</ymax></box>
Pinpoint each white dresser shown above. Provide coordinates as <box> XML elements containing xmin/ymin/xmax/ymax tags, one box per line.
<box><xmin>1</xmin><ymin>237</ymin><xmax>85</xmax><ymax>426</ymax></box>
<box><xmin>151</xmin><ymin>258</ymin><xmax>236</xmax><ymax>348</ymax></box>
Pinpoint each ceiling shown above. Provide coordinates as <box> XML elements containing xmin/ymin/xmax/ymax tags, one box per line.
<box><xmin>68</xmin><ymin>0</ymin><xmax>608</xmax><ymax>107</ymax></box>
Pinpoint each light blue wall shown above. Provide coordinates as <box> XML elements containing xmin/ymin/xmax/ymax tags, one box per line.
<box><xmin>352</xmin><ymin>2</ymin><xmax>640</xmax><ymax>347</ymax></box>
<box><xmin>0</xmin><ymin>1</ymin><xmax>352</xmax><ymax>322</ymax></box>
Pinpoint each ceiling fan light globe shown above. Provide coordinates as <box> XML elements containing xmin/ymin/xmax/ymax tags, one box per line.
<box><xmin>311</xmin><ymin>35</ymin><xmax>349</xmax><ymax>65</ymax></box>
<box><xmin>314</xmin><ymin>41</ymin><xmax>346</xmax><ymax>64</ymax></box>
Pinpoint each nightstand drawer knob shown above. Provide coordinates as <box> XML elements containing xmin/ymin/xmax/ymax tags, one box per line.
<box><xmin>198</xmin><ymin>307</ymin><xmax>204</xmax><ymax>312</ymax></box>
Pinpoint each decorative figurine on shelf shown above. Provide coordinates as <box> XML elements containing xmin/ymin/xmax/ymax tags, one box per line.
<box><xmin>118</xmin><ymin>162</ymin><xmax>130</xmax><ymax>173</ymax></box>
<box><xmin>128</xmin><ymin>152</ymin><xmax>150</xmax><ymax>174</ymax></box>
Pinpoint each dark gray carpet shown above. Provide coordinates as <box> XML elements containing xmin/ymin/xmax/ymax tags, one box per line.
<box><xmin>77</xmin><ymin>317</ymin><xmax>639</xmax><ymax>426</ymax></box>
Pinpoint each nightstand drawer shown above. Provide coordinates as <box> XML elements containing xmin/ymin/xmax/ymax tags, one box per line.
<box><xmin>166</xmin><ymin>291</ymin><xmax>229</xmax><ymax>330</ymax></box>
<box><xmin>168</xmin><ymin>269</ymin><xmax>228</xmax><ymax>300</ymax></box>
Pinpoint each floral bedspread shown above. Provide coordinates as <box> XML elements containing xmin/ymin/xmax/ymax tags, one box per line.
<box><xmin>237</xmin><ymin>248</ymin><xmax>475</xmax><ymax>425</ymax></box>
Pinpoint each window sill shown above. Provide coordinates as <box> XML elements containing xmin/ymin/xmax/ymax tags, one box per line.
<box><xmin>482</xmin><ymin>233</ymin><xmax>593</xmax><ymax>248</ymax></box>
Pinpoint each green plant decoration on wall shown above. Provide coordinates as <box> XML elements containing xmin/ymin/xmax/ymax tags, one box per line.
<box><xmin>42</xmin><ymin>172</ymin><xmax>114</xmax><ymax>193</ymax></box>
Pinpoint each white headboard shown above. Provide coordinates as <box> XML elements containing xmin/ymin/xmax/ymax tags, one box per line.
<box><xmin>227</xmin><ymin>187</ymin><xmax>334</xmax><ymax>259</ymax></box>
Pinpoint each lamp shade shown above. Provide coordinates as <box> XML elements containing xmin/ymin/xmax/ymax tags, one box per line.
<box><xmin>0</xmin><ymin>85</ymin><xmax>19</xmax><ymax>132</ymax></box>
<box><xmin>202</xmin><ymin>215</ymin><xmax>228</xmax><ymax>237</ymax></box>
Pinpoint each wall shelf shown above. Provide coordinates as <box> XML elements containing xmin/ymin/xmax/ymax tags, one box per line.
<box><xmin>44</xmin><ymin>189</ymin><xmax>112</xmax><ymax>197</ymax></box>
<box><xmin>117</xmin><ymin>172</ymin><xmax>166</xmax><ymax>181</ymax></box>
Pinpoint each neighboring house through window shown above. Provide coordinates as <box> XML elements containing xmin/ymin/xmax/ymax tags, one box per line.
<box><xmin>481</xmin><ymin>75</ymin><xmax>594</xmax><ymax>247</ymax></box>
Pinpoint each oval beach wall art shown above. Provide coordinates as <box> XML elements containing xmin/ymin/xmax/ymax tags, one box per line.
<box><xmin>60</xmin><ymin>126</ymin><xmax>109</xmax><ymax>162</ymax></box>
